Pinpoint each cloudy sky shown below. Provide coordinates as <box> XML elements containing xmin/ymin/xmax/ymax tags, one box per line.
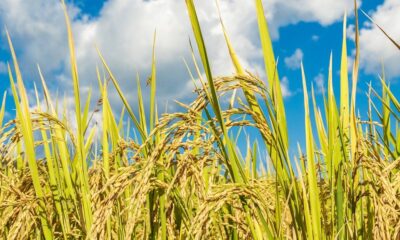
<box><xmin>0</xmin><ymin>0</ymin><xmax>399</xmax><ymax>149</ymax></box>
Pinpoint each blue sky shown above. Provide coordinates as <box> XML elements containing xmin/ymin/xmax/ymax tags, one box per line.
<box><xmin>0</xmin><ymin>0</ymin><xmax>399</xmax><ymax>155</ymax></box>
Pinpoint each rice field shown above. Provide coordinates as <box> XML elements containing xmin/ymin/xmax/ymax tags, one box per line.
<box><xmin>1</xmin><ymin>0</ymin><xmax>400</xmax><ymax>239</ymax></box>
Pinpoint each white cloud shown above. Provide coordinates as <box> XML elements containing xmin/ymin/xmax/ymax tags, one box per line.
<box><xmin>347</xmin><ymin>24</ymin><xmax>356</xmax><ymax>41</ymax></box>
<box><xmin>0</xmin><ymin>0</ymin><xmax>79</xmax><ymax>77</ymax></box>
<box><xmin>0</xmin><ymin>0</ymin><xmax>359</xmax><ymax>111</ymax></box>
<box><xmin>0</xmin><ymin>61</ymin><xmax>7</xmax><ymax>74</ymax></box>
<box><xmin>281</xmin><ymin>76</ymin><xmax>293</xmax><ymax>98</ymax></box>
<box><xmin>284</xmin><ymin>49</ymin><xmax>303</xmax><ymax>70</ymax></box>
<box><xmin>355</xmin><ymin>0</ymin><xmax>400</xmax><ymax>78</ymax></box>
<box><xmin>313</xmin><ymin>73</ymin><xmax>326</xmax><ymax>94</ymax></box>
<box><xmin>312</xmin><ymin>35</ymin><xmax>320</xmax><ymax>41</ymax></box>
<box><xmin>264</xmin><ymin>0</ymin><xmax>359</xmax><ymax>37</ymax></box>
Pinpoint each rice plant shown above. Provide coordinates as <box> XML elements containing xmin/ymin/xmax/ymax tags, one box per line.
<box><xmin>0</xmin><ymin>0</ymin><xmax>399</xmax><ymax>239</ymax></box>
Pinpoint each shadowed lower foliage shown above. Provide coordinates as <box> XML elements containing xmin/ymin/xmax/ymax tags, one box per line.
<box><xmin>1</xmin><ymin>0</ymin><xmax>400</xmax><ymax>239</ymax></box>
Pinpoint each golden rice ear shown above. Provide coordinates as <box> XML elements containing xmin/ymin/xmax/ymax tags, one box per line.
<box><xmin>185</xmin><ymin>0</ymin><xmax>246</xmax><ymax>184</ymax></box>
<box><xmin>1</xmin><ymin>0</ymin><xmax>400</xmax><ymax>239</ymax></box>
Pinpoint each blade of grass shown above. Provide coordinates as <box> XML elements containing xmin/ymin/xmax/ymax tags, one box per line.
<box><xmin>301</xmin><ymin>63</ymin><xmax>321</xmax><ymax>239</ymax></box>
<box><xmin>61</xmin><ymin>1</ymin><xmax>93</xmax><ymax>232</ymax></box>
<box><xmin>340</xmin><ymin>12</ymin><xmax>349</xmax><ymax>137</ymax></box>
<box><xmin>0</xmin><ymin>92</ymin><xmax>6</xmax><ymax>128</ymax></box>
<box><xmin>6</xmin><ymin>35</ymin><xmax>53</xmax><ymax>238</ymax></box>
<box><xmin>361</xmin><ymin>10</ymin><xmax>400</xmax><ymax>50</ymax></box>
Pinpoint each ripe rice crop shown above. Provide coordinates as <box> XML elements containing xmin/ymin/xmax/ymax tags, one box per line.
<box><xmin>0</xmin><ymin>0</ymin><xmax>399</xmax><ymax>239</ymax></box>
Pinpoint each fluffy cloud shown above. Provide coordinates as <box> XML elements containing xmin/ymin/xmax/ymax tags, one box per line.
<box><xmin>313</xmin><ymin>73</ymin><xmax>326</xmax><ymax>94</ymax></box>
<box><xmin>284</xmin><ymin>49</ymin><xmax>303</xmax><ymax>70</ymax></box>
<box><xmin>312</xmin><ymin>35</ymin><xmax>320</xmax><ymax>41</ymax></box>
<box><xmin>0</xmin><ymin>0</ymin><xmax>79</xmax><ymax>77</ymax></box>
<box><xmin>355</xmin><ymin>0</ymin><xmax>400</xmax><ymax>78</ymax></box>
<box><xmin>0</xmin><ymin>0</ymin><xmax>358</xmax><ymax>111</ymax></box>
<box><xmin>0</xmin><ymin>61</ymin><xmax>7</xmax><ymax>74</ymax></box>
<box><xmin>280</xmin><ymin>76</ymin><xmax>293</xmax><ymax>98</ymax></box>
<box><xmin>263</xmin><ymin>0</ymin><xmax>359</xmax><ymax>38</ymax></box>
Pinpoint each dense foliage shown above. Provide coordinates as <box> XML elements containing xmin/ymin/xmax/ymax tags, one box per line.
<box><xmin>0</xmin><ymin>0</ymin><xmax>399</xmax><ymax>239</ymax></box>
